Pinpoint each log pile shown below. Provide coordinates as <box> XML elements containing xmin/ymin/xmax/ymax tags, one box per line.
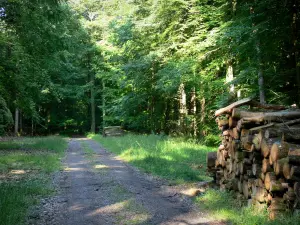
<box><xmin>103</xmin><ymin>126</ymin><xmax>124</xmax><ymax>137</ymax></box>
<box><xmin>207</xmin><ymin>98</ymin><xmax>300</xmax><ymax>219</ymax></box>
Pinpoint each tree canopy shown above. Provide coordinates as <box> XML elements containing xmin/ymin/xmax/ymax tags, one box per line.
<box><xmin>0</xmin><ymin>0</ymin><xmax>299</xmax><ymax>138</ymax></box>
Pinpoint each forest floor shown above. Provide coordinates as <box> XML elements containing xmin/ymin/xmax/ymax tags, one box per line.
<box><xmin>30</xmin><ymin>138</ymin><xmax>224</xmax><ymax>225</ymax></box>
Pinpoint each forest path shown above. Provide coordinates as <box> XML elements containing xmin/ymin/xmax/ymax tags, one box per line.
<box><xmin>32</xmin><ymin>138</ymin><xmax>223</xmax><ymax>225</ymax></box>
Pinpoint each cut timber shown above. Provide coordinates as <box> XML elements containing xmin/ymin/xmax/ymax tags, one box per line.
<box><xmin>217</xmin><ymin>150</ymin><xmax>225</xmax><ymax>167</ymax></box>
<box><xmin>269</xmin><ymin>200</ymin><xmax>288</xmax><ymax>220</ymax></box>
<box><xmin>103</xmin><ymin>126</ymin><xmax>124</xmax><ymax>137</ymax></box>
<box><xmin>265</xmin><ymin>172</ymin><xmax>276</xmax><ymax>191</ymax></box>
<box><xmin>274</xmin><ymin>158</ymin><xmax>288</xmax><ymax>176</ymax></box>
<box><xmin>222</xmin><ymin>129</ymin><xmax>232</xmax><ymax>136</ymax></box>
<box><xmin>284</xmin><ymin>166</ymin><xmax>300</xmax><ymax>181</ymax></box>
<box><xmin>290</xmin><ymin>166</ymin><xmax>300</xmax><ymax>178</ymax></box>
<box><xmin>270</xmin><ymin>141</ymin><xmax>288</xmax><ymax>164</ymax></box>
<box><xmin>283</xmin><ymin>162</ymin><xmax>291</xmax><ymax>180</ymax></box>
<box><xmin>255</xmin><ymin>187</ymin><xmax>268</xmax><ymax>203</ymax></box>
<box><xmin>271</xmin><ymin>142</ymin><xmax>300</xmax><ymax>164</ymax></box>
<box><xmin>232</xmin><ymin>140</ymin><xmax>241</xmax><ymax>152</ymax></box>
<box><xmin>294</xmin><ymin>182</ymin><xmax>300</xmax><ymax>200</ymax></box>
<box><xmin>265</xmin><ymin>127</ymin><xmax>300</xmax><ymax>141</ymax></box>
<box><xmin>262</xmin><ymin>158</ymin><xmax>272</xmax><ymax>173</ymax></box>
<box><xmin>232</xmin><ymin>108</ymin><xmax>300</xmax><ymax>122</ymax></box>
<box><xmin>238</xmin><ymin>180</ymin><xmax>243</xmax><ymax>193</ymax></box>
<box><xmin>252</xmin><ymin>131</ymin><xmax>263</xmax><ymax>151</ymax></box>
<box><xmin>243</xmin><ymin>180</ymin><xmax>251</xmax><ymax>198</ymax></box>
<box><xmin>249</xmin><ymin>151</ymin><xmax>263</xmax><ymax>163</ymax></box>
<box><xmin>207</xmin><ymin>152</ymin><xmax>217</xmax><ymax>168</ymax></box>
<box><xmin>261</xmin><ymin>138</ymin><xmax>279</xmax><ymax>158</ymax></box>
<box><xmin>234</xmin><ymin>151</ymin><xmax>245</xmax><ymax>162</ymax></box>
<box><xmin>215</xmin><ymin>97</ymin><xmax>252</xmax><ymax>116</ymax></box>
<box><xmin>241</xmin><ymin>134</ymin><xmax>254</xmax><ymax>151</ymax></box>
<box><xmin>269</xmin><ymin>197</ymin><xmax>286</xmax><ymax>210</ymax></box>
<box><xmin>229</xmin><ymin>117</ymin><xmax>238</xmax><ymax>128</ymax></box>
<box><xmin>217</xmin><ymin>118</ymin><xmax>229</xmax><ymax>127</ymax></box>
<box><xmin>269</xmin><ymin>180</ymin><xmax>288</xmax><ymax>192</ymax></box>
<box><xmin>288</xmin><ymin>149</ymin><xmax>300</xmax><ymax>164</ymax></box>
<box><xmin>249</xmin><ymin>100</ymin><xmax>287</xmax><ymax>110</ymax></box>
<box><xmin>252</xmin><ymin>164</ymin><xmax>262</xmax><ymax>177</ymax></box>
<box><xmin>232</xmin><ymin>128</ymin><xmax>240</xmax><ymax>139</ymax></box>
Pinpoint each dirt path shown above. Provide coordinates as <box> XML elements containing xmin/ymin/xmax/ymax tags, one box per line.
<box><xmin>30</xmin><ymin>138</ymin><xmax>223</xmax><ymax>225</ymax></box>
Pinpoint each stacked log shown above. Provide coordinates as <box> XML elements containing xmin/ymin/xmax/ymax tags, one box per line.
<box><xmin>207</xmin><ymin>98</ymin><xmax>300</xmax><ymax>219</ymax></box>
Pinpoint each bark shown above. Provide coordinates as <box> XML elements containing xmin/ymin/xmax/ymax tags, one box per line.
<box><xmin>90</xmin><ymin>75</ymin><xmax>96</xmax><ymax>133</ymax></box>
<box><xmin>215</xmin><ymin>97</ymin><xmax>252</xmax><ymax>116</ymax></box>
<box><xmin>256</xmin><ymin>40</ymin><xmax>266</xmax><ymax>104</ymax></box>
<box><xmin>102</xmin><ymin>80</ymin><xmax>106</xmax><ymax>130</ymax></box>
<box><xmin>265</xmin><ymin>127</ymin><xmax>300</xmax><ymax>140</ymax></box>
<box><xmin>274</xmin><ymin>158</ymin><xmax>288</xmax><ymax>176</ymax></box>
<box><xmin>261</xmin><ymin>137</ymin><xmax>279</xmax><ymax>158</ymax></box>
<box><xmin>271</xmin><ymin>142</ymin><xmax>300</xmax><ymax>164</ymax></box>
<box><xmin>265</xmin><ymin>172</ymin><xmax>276</xmax><ymax>191</ymax></box>
<box><xmin>262</xmin><ymin>158</ymin><xmax>272</xmax><ymax>173</ymax></box>
<box><xmin>226</xmin><ymin>61</ymin><xmax>234</xmax><ymax>93</ymax></box>
<box><xmin>292</xmin><ymin>2</ymin><xmax>300</xmax><ymax>105</ymax></box>
<box><xmin>232</xmin><ymin>108</ymin><xmax>300</xmax><ymax>122</ymax></box>
<box><xmin>178</xmin><ymin>83</ymin><xmax>187</xmax><ymax>133</ymax></box>
<box><xmin>191</xmin><ymin>87</ymin><xmax>197</xmax><ymax>137</ymax></box>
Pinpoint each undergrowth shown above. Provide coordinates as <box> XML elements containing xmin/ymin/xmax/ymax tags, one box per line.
<box><xmin>0</xmin><ymin>136</ymin><xmax>67</xmax><ymax>225</ymax></box>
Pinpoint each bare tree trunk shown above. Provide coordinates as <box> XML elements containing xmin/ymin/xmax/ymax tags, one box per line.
<box><xmin>178</xmin><ymin>83</ymin><xmax>187</xmax><ymax>133</ymax></box>
<box><xmin>31</xmin><ymin>118</ymin><xmax>34</xmax><ymax>136</ymax></box>
<box><xmin>19</xmin><ymin>110</ymin><xmax>22</xmax><ymax>135</ymax></box>
<box><xmin>292</xmin><ymin>2</ymin><xmax>300</xmax><ymax>105</ymax></box>
<box><xmin>90</xmin><ymin>73</ymin><xmax>96</xmax><ymax>133</ymax></box>
<box><xmin>256</xmin><ymin>40</ymin><xmax>266</xmax><ymax>104</ymax></box>
<box><xmin>191</xmin><ymin>87</ymin><xmax>197</xmax><ymax>137</ymax></box>
<box><xmin>14</xmin><ymin>108</ymin><xmax>19</xmax><ymax>135</ymax></box>
<box><xmin>102</xmin><ymin>79</ymin><xmax>106</xmax><ymax>129</ymax></box>
<box><xmin>226</xmin><ymin>61</ymin><xmax>234</xmax><ymax>94</ymax></box>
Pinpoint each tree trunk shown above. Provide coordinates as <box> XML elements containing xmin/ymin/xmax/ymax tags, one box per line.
<box><xmin>232</xmin><ymin>108</ymin><xmax>300</xmax><ymax>122</ymax></box>
<box><xmin>102</xmin><ymin>79</ymin><xmax>106</xmax><ymax>130</ymax></box>
<box><xmin>178</xmin><ymin>83</ymin><xmax>187</xmax><ymax>133</ymax></box>
<box><xmin>191</xmin><ymin>87</ymin><xmax>197</xmax><ymax>137</ymax></box>
<box><xmin>14</xmin><ymin>108</ymin><xmax>19</xmax><ymax>135</ymax></box>
<box><xmin>90</xmin><ymin>73</ymin><xmax>96</xmax><ymax>133</ymax></box>
<box><xmin>256</xmin><ymin>40</ymin><xmax>266</xmax><ymax>104</ymax></box>
<box><xmin>292</xmin><ymin>1</ymin><xmax>300</xmax><ymax>105</ymax></box>
<box><xmin>226</xmin><ymin>61</ymin><xmax>234</xmax><ymax>94</ymax></box>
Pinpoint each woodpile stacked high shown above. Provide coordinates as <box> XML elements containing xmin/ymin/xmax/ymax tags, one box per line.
<box><xmin>206</xmin><ymin>98</ymin><xmax>300</xmax><ymax>219</ymax></box>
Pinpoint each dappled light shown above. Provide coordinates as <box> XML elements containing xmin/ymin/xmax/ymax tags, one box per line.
<box><xmin>1</xmin><ymin>0</ymin><xmax>300</xmax><ymax>224</ymax></box>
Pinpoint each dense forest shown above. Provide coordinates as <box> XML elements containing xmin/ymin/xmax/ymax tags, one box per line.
<box><xmin>0</xmin><ymin>0</ymin><xmax>299</xmax><ymax>139</ymax></box>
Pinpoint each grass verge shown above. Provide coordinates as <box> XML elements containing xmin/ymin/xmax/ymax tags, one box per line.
<box><xmin>0</xmin><ymin>136</ymin><xmax>67</xmax><ymax>225</ymax></box>
<box><xmin>88</xmin><ymin>133</ymin><xmax>215</xmax><ymax>183</ymax></box>
<box><xmin>89</xmin><ymin>133</ymin><xmax>300</xmax><ymax>224</ymax></box>
<box><xmin>196</xmin><ymin>189</ymin><xmax>300</xmax><ymax>225</ymax></box>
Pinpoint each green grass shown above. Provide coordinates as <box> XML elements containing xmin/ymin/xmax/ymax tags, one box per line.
<box><xmin>196</xmin><ymin>189</ymin><xmax>300</xmax><ymax>225</ymax></box>
<box><xmin>0</xmin><ymin>136</ymin><xmax>67</xmax><ymax>225</ymax></box>
<box><xmin>88</xmin><ymin>133</ymin><xmax>215</xmax><ymax>183</ymax></box>
<box><xmin>89</xmin><ymin>133</ymin><xmax>300</xmax><ymax>225</ymax></box>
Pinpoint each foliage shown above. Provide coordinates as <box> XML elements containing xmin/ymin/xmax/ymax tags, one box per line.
<box><xmin>1</xmin><ymin>0</ymin><xmax>299</xmax><ymax>138</ymax></box>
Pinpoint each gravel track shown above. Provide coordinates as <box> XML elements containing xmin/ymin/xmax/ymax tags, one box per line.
<box><xmin>28</xmin><ymin>138</ymin><xmax>223</xmax><ymax>225</ymax></box>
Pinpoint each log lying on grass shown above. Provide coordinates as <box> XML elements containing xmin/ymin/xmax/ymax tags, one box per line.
<box><xmin>207</xmin><ymin>98</ymin><xmax>300</xmax><ymax>219</ymax></box>
<box><xmin>103</xmin><ymin>126</ymin><xmax>124</xmax><ymax>137</ymax></box>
